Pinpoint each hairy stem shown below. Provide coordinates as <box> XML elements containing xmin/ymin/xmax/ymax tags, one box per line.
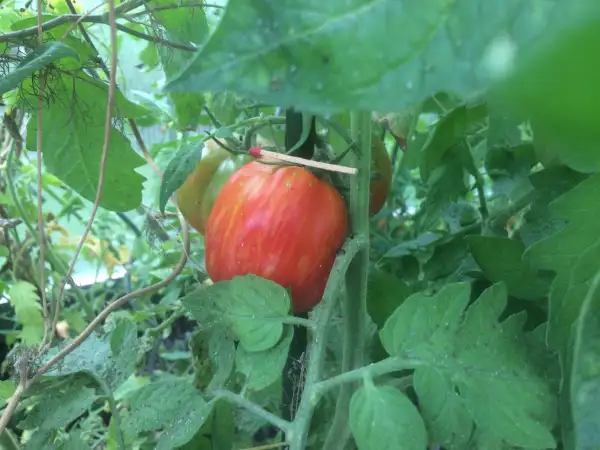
<box><xmin>321</xmin><ymin>112</ymin><xmax>372</xmax><ymax>450</ymax></box>
<box><xmin>288</xmin><ymin>236</ymin><xmax>368</xmax><ymax>450</ymax></box>
<box><xmin>314</xmin><ymin>356</ymin><xmax>422</xmax><ymax>395</ymax></box>
<box><xmin>214</xmin><ymin>390</ymin><xmax>291</xmax><ymax>433</ymax></box>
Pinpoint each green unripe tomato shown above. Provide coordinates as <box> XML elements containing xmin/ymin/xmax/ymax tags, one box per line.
<box><xmin>177</xmin><ymin>139</ymin><xmax>251</xmax><ymax>234</ymax></box>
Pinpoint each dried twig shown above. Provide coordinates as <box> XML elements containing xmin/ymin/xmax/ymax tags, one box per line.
<box><xmin>49</xmin><ymin>0</ymin><xmax>119</xmax><ymax>340</ymax></box>
<box><xmin>0</xmin><ymin>13</ymin><xmax>197</xmax><ymax>51</ymax></box>
<box><xmin>126</xmin><ymin>2</ymin><xmax>221</xmax><ymax>18</ymax></box>
<box><xmin>0</xmin><ymin>355</ymin><xmax>29</xmax><ymax>435</ymax></box>
<box><xmin>249</xmin><ymin>147</ymin><xmax>358</xmax><ymax>175</ymax></box>
<box><xmin>35</xmin><ymin>0</ymin><xmax>50</xmax><ymax>350</ymax></box>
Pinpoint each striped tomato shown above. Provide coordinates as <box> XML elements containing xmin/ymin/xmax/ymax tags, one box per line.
<box><xmin>204</xmin><ymin>161</ymin><xmax>348</xmax><ymax>312</ymax></box>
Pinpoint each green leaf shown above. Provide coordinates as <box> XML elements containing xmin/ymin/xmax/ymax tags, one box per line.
<box><xmin>366</xmin><ymin>267</ymin><xmax>410</xmax><ymax>328</ymax></box>
<box><xmin>383</xmin><ymin>231</ymin><xmax>441</xmax><ymax>259</ymax></box>
<box><xmin>22</xmin><ymin>429</ymin><xmax>54</xmax><ymax>450</ymax></box>
<box><xmin>571</xmin><ymin>272</ymin><xmax>600</xmax><ymax>450</ymax></box>
<box><xmin>235</xmin><ymin>325</ymin><xmax>293</xmax><ymax>391</ymax></box>
<box><xmin>45</xmin><ymin>317</ymin><xmax>139</xmax><ymax>390</ymax></box>
<box><xmin>0</xmin><ymin>380</ymin><xmax>16</xmax><ymax>406</ymax></box>
<box><xmin>493</xmin><ymin>4</ymin><xmax>600</xmax><ymax>171</ymax></box>
<box><xmin>210</xmin><ymin>400</ymin><xmax>235</xmax><ymax>450</ymax></box>
<box><xmin>57</xmin><ymin>431</ymin><xmax>92</xmax><ymax>450</ymax></box>
<box><xmin>121</xmin><ymin>377</ymin><xmax>212</xmax><ymax>450</ymax></box>
<box><xmin>420</xmin><ymin>102</ymin><xmax>487</xmax><ymax>182</ymax></box>
<box><xmin>207</xmin><ymin>329</ymin><xmax>236</xmax><ymax>391</ymax></box>
<box><xmin>519</xmin><ymin>166</ymin><xmax>586</xmax><ymax>247</ymax></box>
<box><xmin>8</xmin><ymin>281</ymin><xmax>44</xmax><ymax>345</ymax></box>
<box><xmin>181</xmin><ymin>274</ymin><xmax>290</xmax><ymax>352</ymax></box>
<box><xmin>525</xmin><ymin>173</ymin><xmax>600</xmax><ymax>349</ymax></box>
<box><xmin>165</xmin><ymin>1</ymin><xmax>559</xmax><ymax>113</ymax></box>
<box><xmin>486</xmin><ymin>109</ymin><xmax>524</xmax><ymax>151</ymax></box>
<box><xmin>421</xmin><ymin>157</ymin><xmax>470</xmax><ymax>228</ymax></box>
<box><xmin>20</xmin><ymin>381</ymin><xmax>97</xmax><ymax>430</ymax></box>
<box><xmin>466</xmin><ymin>236</ymin><xmax>549</xmax><ymax>301</ymax></box>
<box><xmin>349</xmin><ymin>383</ymin><xmax>427</xmax><ymax>450</ymax></box>
<box><xmin>0</xmin><ymin>42</ymin><xmax>78</xmax><ymax>96</ymax></box>
<box><xmin>380</xmin><ymin>283</ymin><xmax>557</xmax><ymax>449</ymax></box>
<box><xmin>151</xmin><ymin>0</ymin><xmax>209</xmax><ymax>130</ymax></box>
<box><xmin>25</xmin><ymin>74</ymin><xmax>147</xmax><ymax>212</ymax></box>
<box><xmin>423</xmin><ymin>235</ymin><xmax>471</xmax><ymax>281</ymax></box>
<box><xmin>159</xmin><ymin>141</ymin><xmax>205</xmax><ymax>213</ymax></box>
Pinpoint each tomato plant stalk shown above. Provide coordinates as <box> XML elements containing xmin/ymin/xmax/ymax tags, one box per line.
<box><xmin>287</xmin><ymin>112</ymin><xmax>372</xmax><ymax>449</ymax></box>
<box><xmin>322</xmin><ymin>111</ymin><xmax>372</xmax><ymax>449</ymax></box>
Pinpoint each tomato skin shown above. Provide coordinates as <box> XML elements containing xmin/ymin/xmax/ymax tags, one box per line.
<box><xmin>205</xmin><ymin>161</ymin><xmax>348</xmax><ymax>313</ymax></box>
<box><xmin>177</xmin><ymin>141</ymin><xmax>251</xmax><ymax>234</ymax></box>
<box><xmin>369</xmin><ymin>134</ymin><xmax>392</xmax><ymax>216</ymax></box>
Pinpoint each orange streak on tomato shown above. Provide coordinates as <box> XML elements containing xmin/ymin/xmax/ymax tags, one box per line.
<box><xmin>205</xmin><ymin>162</ymin><xmax>348</xmax><ymax>313</ymax></box>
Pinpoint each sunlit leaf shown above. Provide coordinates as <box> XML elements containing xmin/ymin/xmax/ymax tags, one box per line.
<box><xmin>166</xmin><ymin>0</ymin><xmax>560</xmax><ymax>113</ymax></box>
<box><xmin>8</xmin><ymin>281</ymin><xmax>44</xmax><ymax>346</ymax></box>
<box><xmin>25</xmin><ymin>73</ymin><xmax>147</xmax><ymax>212</ymax></box>
<box><xmin>181</xmin><ymin>274</ymin><xmax>290</xmax><ymax>352</ymax></box>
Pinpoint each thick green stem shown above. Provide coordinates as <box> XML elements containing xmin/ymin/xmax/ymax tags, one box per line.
<box><xmin>214</xmin><ymin>389</ymin><xmax>291</xmax><ymax>433</ymax></box>
<box><xmin>287</xmin><ymin>236</ymin><xmax>368</xmax><ymax>450</ymax></box>
<box><xmin>322</xmin><ymin>112</ymin><xmax>372</xmax><ymax>450</ymax></box>
<box><xmin>314</xmin><ymin>356</ymin><xmax>422</xmax><ymax>395</ymax></box>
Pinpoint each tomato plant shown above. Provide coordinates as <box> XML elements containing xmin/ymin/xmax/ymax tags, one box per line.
<box><xmin>204</xmin><ymin>160</ymin><xmax>348</xmax><ymax>313</ymax></box>
<box><xmin>1</xmin><ymin>1</ymin><xmax>598</xmax><ymax>450</ymax></box>
<box><xmin>177</xmin><ymin>139</ymin><xmax>251</xmax><ymax>234</ymax></box>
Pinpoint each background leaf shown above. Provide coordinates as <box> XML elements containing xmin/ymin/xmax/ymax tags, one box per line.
<box><xmin>571</xmin><ymin>271</ymin><xmax>600</xmax><ymax>450</ymax></box>
<box><xmin>121</xmin><ymin>377</ymin><xmax>212</xmax><ymax>450</ymax></box>
<box><xmin>366</xmin><ymin>266</ymin><xmax>410</xmax><ymax>328</ymax></box>
<box><xmin>8</xmin><ymin>281</ymin><xmax>44</xmax><ymax>345</ymax></box>
<box><xmin>25</xmin><ymin>74</ymin><xmax>147</xmax><ymax>212</ymax></box>
<box><xmin>151</xmin><ymin>0</ymin><xmax>209</xmax><ymax>129</ymax></box>
<box><xmin>0</xmin><ymin>42</ymin><xmax>78</xmax><ymax>95</ymax></box>
<box><xmin>45</xmin><ymin>317</ymin><xmax>139</xmax><ymax>390</ymax></box>
<box><xmin>525</xmin><ymin>173</ymin><xmax>600</xmax><ymax>350</ymax></box>
<box><xmin>467</xmin><ymin>236</ymin><xmax>549</xmax><ymax>300</ymax></box>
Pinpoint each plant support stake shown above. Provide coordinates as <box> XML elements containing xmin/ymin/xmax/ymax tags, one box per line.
<box><xmin>249</xmin><ymin>147</ymin><xmax>358</xmax><ymax>175</ymax></box>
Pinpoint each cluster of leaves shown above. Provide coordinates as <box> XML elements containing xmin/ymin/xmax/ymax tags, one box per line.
<box><xmin>0</xmin><ymin>0</ymin><xmax>599</xmax><ymax>449</ymax></box>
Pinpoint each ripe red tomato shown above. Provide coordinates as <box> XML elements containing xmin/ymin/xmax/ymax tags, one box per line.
<box><xmin>177</xmin><ymin>139</ymin><xmax>251</xmax><ymax>234</ymax></box>
<box><xmin>369</xmin><ymin>134</ymin><xmax>392</xmax><ymax>216</ymax></box>
<box><xmin>205</xmin><ymin>161</ymin><xmax>348</xmax><ymax>313</ymax></box>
